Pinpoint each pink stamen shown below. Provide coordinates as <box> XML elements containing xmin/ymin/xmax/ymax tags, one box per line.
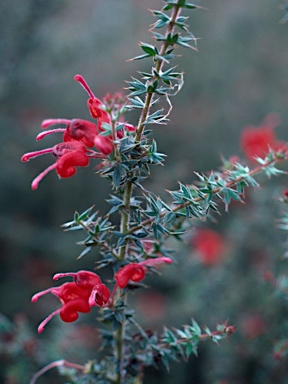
<box><xmin>140</xmin><ymin>257</ymin><xmax>173</xmax><ymax>267</ymax></box>
<box><xmin>53</xmin><ymin>272</ymin><xmax>76</xmax><ymax>280</ymax></box>
<box><xmin>32</xmin><ymin>288</ymin><xmax>54</xmax><ymax>303</ymax></box>
<box><xmin>41</xmin><ymin>119</ymin><xmax>71</xmax><ymax>129</ymax></box>
<box><xmin>88</xmin><ymin>284</ymin><xmax>111</xmax><ymax>307</ymax></box>
<box><xmin>30</xmin><ymin>359</ymin><xmax>85</xmax><ymax>384</ymax></box>
<box><xmin>21</xmin><ymin>148</ymin><xmax>54</xmax><ymax>162</ymax></box>
<box><xmin>36</xmin><ymin>128</ymin><xmax>66</xmax><ymax>141</ymax></box>
<box><xmin>86</xmin><ymin>150</ymin><xmax>106</xmax><ymax>159</ymax></box>
<box><xmin>31</xmin><ymin>286</ymin><xmax>60</xmax><ymax>303</ymax></box>
<box><xmin>88</xmin><ymin>288</ymin><xmax>99</xmax><ymax>307</ymax></box>
<box><xmin>74</xmin><ymin>74</ymin><xmax>95</xmax><ymax>99</ymax></box>
<box><xmin>31</xmin><ymin>163</ymin><xmax>57</xmax><ymax>190</ymax></box>
<box><xmin>37</xmin><ymin>308</ymin><xmax>61</xmax><ymax>334</ymax></box>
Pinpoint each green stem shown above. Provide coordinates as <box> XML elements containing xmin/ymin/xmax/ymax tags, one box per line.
<box><xmin>119</xmin><ymin>179</ymin><xmax>133</xmax><ymax>260</ymax></box>
<box><xmin>115</xmin><ymin>292</ymin><xmax>127</xmax><ymax>384</ymax></box>
<box><xmin>135</xmin><ymin>2</ymin><xmax>182</xmax><ymax>141</ymax></box>
<box><xmin>115</xmin><ymin>178</ymin><xmax>133</xmax><ymax>384</ymax></box>
<box><xmin>112</xmin><ymin>119</ymin><xmax>121</xmax><ymax>161</ymax></box>
<box><xmin>114</xmin><ymin>4</ymin><xmax>187</xmax><ymax>381</ymax></box>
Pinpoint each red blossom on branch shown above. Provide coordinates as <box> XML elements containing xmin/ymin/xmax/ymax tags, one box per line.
<box><xmin>32</xmin><ymin>270</ymin><xmax>110</xmax><ymax>333</ymax></box>
<box><xmin>192</xmin><ymin>228</ymin><xmax>225</xmax><ymax>266</ymax></box>
<box><xmin>22</xmin><ymin>75</ymin><xmax>136</xmax><ymax>189</ymax></box>
<box><xmin>32</xmin><ymin>282</ymin><xmax>91</xmax><ymax>334</ymax></box>
<box><xmin>115</xmin><ymin>257</ymin><xmax>172</xmax><ymax>289</ymax></box>
<box><xmin>240</xmin><ymin>113</ymin><xmax>286</xmax><ymax>162</ymax></box>
<box><xmin>94</xmin><ymin>135</ymin><xmax>115</xmax><ymax>155</ymax></box>
<box><xmin>74</xmin><ymin>74</ymin><xmax>111</xmax><ymax>127</ymax></box>
<box><xmin>22</xmin><ymin>141</ymin><xmax>91</xmax><ymax>190</ymax></box>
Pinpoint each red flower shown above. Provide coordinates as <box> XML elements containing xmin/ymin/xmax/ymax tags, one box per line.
<box><xmin>74</xmin><ymin>74</ymin><xmax>111</xmax><ymax>131</ymax></box>
<box><xmin>74</xmin><ymin>75</ymin><xmax>135</xmax><ymax>142</ymax></box>
<box><xmin>192</xmin><ymin>228</ymin><xmax>224</xmax><ymax>266</ymax></box>
<box><xmin>54</xmin><ymin>270</ymin><xmax>111</xmax><ymax>307</ymax></box>
<box><xmin>94</xmin><ymin>135</ymin><xmax>115</xmax><ymax>155</ymax></box>
<box><xmin>32</xmin><ymin>282</ymin><xmax>91</xmax><ymax>334</ymax></box>
<box><xmin>283</xmin><ymin>189</ymin><xmax>288</xmax><ymax>199</ymax></box>
<box><xmin>115</xmin><ymin>257</ymin><xmax>172</xmax><ymax>289</ymax></box>
<box><xmin>22</xmin><ymin>141</ymin><xmax>90</xmax><ymax>190</ymax></box>
<box><xmin>115</xmin><ymin>263</ymin><xmax>146</xmax><ymax>288</ymax></box>
<box><xmin>240</xmin><ymin>313</ymin><xmax>267</xmax><ymax>339</ymax></box>
<box><xmin>40</xmin><ymin>118</ymin><xmax>98</xmax><ymax>148</ymax></box>
<box><xmin>53</xmin><ymin>270</ymin><xmax>102</xmax><ymax>287</ymax></box>
<box><xmin>88</xmin><ymin>284</ymin><xmax>111</xmax><ymax>307</ymax></box>
<box><xmin>22</xmin><ymin>74</ymin><xmax>136</xmax><ymax>189</ymax></box>
<box><xmin>66</xmin><ymin>119</ymin><xmax>98</xmax><ymax>148</ymax></box>
<box><xmin>55</xmin><ymin>146</ymin><xmax>89</xmax><ymax>178</ymax></box>
<box><xmin>32</xmin><ymin>270</ymin><xmax>110</xmax><ymax>333</ymax></box>
<box><xmin>240</xmin><ymin>113</ymin><xmax>286</xmax><ymax>162</ymax></box>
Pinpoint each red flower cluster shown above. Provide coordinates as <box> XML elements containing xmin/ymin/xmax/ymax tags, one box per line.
<box><xmin>240</xmin><ymin>113</ymin><xmax>286</xmax><ymax>163</ymax></box>
<box><xmin>192</xmin><ymin>228</ymin><xmax>224</xmax><ymax>266</ymax></box>
<box><xmin>32</xmin><ymin>258</ymin><xmax>172</xmax><ymax>333</ymax></box>
<box><xmin>32</xmin><ymin>270</ymin><xmax>110</xmax><ymax>334</ymax></box>
<box><xmin>21</xmin><ymin>75</ymin><xmax>135</xmax><ymax>189</ymax></box>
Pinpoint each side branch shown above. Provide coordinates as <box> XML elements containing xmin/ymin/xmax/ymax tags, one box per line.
<box><xmin>127</xmin><ymin>153</ymin><xmax>287</xmax><ymax>236</ymax></box>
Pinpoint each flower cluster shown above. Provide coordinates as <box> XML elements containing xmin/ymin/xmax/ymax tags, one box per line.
<box><xmin>32</xmin><ymin>257</ymin><xmax>172</xmax><ymax>334</ymax></box>
<box><xmin>21</xmin><ymin>75</ymin><xmax>135</xmax><ymax>190</ymax></box>
<box><xmin>240</xmin><ymin>113</ymin><xmax>286</xmax><ymax>163</ymax></box>
<box><xmin>32</xmin><ymin>270</ymin><xmax>110</xmax><ymax>334</ymax></box>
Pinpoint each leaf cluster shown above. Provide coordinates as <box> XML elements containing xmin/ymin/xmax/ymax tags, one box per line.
<box><xmin>127</xmin><ymin>0</ymin><xmax>199</xmax><ymax>132</ymax></box>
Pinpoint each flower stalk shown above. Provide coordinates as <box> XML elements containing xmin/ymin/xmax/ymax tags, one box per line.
<box><xmin>125</xmin><ymin>151</ymin><xmax>288</xmax><ymax>236</ymax></box>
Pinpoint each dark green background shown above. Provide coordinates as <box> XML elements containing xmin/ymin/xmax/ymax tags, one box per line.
<box><xmin>1</xmin><ymin>1</ymin><xmax>288</xmax><ymax>383</ymax></box>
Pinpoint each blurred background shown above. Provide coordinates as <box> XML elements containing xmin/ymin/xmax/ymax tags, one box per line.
<box><xmin>1</xmin><ymin>0</ymin><xmax>288</xmax><ymax>383</ymax></box>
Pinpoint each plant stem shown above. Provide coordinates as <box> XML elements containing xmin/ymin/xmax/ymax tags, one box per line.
<box><xmin>114</xmin><ymin>3</ymin><xmax>194</xmax><ymax>381</ymax></box>
<box><xmin>119</xmin><ymin>179</ymin><xmax>133</xmax><ymax>260</ymax></box>
<box><xmin>115</xmin><ymin>177</ymin><xmax>133</xmax><ymax>384</ymax></box>
<box><xmin>115</xmin><ymin>292</ymin><xmax>127</xmax><ymax>384</ymax></box>
<box><xmin>112</xmin><ymin>119</ymin><xmax>121</xmax><ymax>161</ymax></box>
<box><xmin>135</xmin><ymin>2</ymin><xmax>182</xmax><ymax>141</ymax></box>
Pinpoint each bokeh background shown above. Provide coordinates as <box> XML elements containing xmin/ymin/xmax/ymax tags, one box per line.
<box><xmin>1</xmin><ymin>0</ymin><xmax>288</xmax><ymax>383</ymax></box>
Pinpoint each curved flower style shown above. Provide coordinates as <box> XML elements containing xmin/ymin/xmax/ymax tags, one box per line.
<box><xmin>54</xmin><ymin>270</ymin><xmax>102</xmax><ymax>286</ymax></box>
<box><xmin>240</xmin><ymin>113</ymin><xmax>286</xmax><ymax>162</ymax></box>
<box><xmin>74</xmin><ymin>75</ymin><xmax>135</xmax><ymax>147</ymax></box>
<box><xmin>22</xmin><ymin>75</ymin><xmax>136</xmax><ymax>189</ymax></box>
<box><xmin>115</xmin><ymin>257</ymin><xmax>172</xmax><ymax>289</ymax></box>
<box><xmin>32</xmin><ymin>270</ymin><xmax>110</xmax><ymax>334</ymax></box>
<box><xmin>74</xmin><ymin>74</ymin><xmax>111</xmax><ymax>130</ymax></box>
